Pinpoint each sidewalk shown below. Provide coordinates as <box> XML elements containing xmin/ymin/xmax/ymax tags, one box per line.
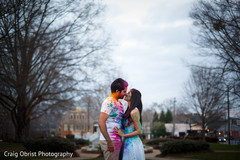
<box><xmin>145</xmin><ymin>149</ymin><xmax>161</xmax><ymax>159</ymax></box>
<box><xmin>60</xmin><ymin>149</ymin><xmax>101</xmax><ymax>160</ymax></box>
<box><xmin>53</xmin><ymin>149</ymin><xmax>161</xmax><ymax>160</ymax></box>
<box><xmin>38</xmin><ymin>148</ymin><xmax>240</xmax><ymax>160</ymax></box>
<box><xmin>58</xmin><ymin>149</ymin><xmax>192</xmax><ymax>160</ymax></box>
<box><xmin>145</xmin><ymin>149</ymin><xmax>193</xmax><ymax>160</ymax></box>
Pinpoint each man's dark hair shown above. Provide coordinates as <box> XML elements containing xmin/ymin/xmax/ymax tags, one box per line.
<box><xmin>111</xmin><ymin>78</ymin><xmax>128</xmax><ymax>93</ymax></box>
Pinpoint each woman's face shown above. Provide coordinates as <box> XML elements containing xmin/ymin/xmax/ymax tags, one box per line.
<box><xmin>124</xmin><ymin>90</ymin><xmax>132</xmax><ymax>101</ymax></box>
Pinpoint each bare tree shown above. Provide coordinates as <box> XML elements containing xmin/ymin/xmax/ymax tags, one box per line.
<box><xmin>190</xmin><ymin>0</ymin><xmax>240</xmax><ymax>99</ymax></box>
<box><xmin>0</xmin><ymin>0</ymin><xmax>108</xmax><ymax>141</ymax></box>
<box><xmin>184</xmin><ymin>66</ymin><xmax>226</xmax><ymax>140</ymax></box>
<box><xmin>142</xmin><ymin>108</ymin><xmax>155</xmax><ymax>138</ymax></box>
<box><xmin>142</xmin><ymin>108</ymin><xmax>155</xmax><ymax>123</ymax></box>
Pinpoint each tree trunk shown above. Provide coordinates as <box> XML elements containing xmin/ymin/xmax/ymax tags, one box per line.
<box><xmin>15</xmin><ymin>121</ymin><xmax>30</xmax><ymax>142</ymax></box>
<box><xmin>201</xmin><ymin>116</ymin><xmax>206</xmax><ymax>141</ymax></box>
<box><xmin>14</xmin><ymin>107</ymin><xmax>30</xmax><ymax>142</ymax></box>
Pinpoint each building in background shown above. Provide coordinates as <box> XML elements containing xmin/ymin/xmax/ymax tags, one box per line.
<box><xmin>217</xmin><ymin>117</ymin><xmax>240</xmax><ymax>139</ymax></box>
<box><xmin>56</xmin><ymin>106</ymin><xmax>94</xmax><ymax>138</ymax></box>
<box><xmin>142</xmin><ymin>122</ymin><xmax>151</xmax><ymax>139</ymax></box>
<box><xmin>165</xmin><ymin>123</ymin><xmax>202</xmax><ymax>137</ymax></box>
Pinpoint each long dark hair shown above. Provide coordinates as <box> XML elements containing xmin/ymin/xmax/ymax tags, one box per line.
<box><xmin>123</xmin><ymin>89</ymin><xmax>142</xmax><ymax>126</ymax></box>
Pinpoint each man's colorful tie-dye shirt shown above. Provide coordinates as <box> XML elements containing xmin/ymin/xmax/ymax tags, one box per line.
<box><xmin>99</xmin><ymin>96</ymin><xmax>124</xmax><ymax>141</ymax></box>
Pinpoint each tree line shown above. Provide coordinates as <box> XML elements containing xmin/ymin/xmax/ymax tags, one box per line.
<box><xmin>151</xmin><ymin>109</ymin><xmax>173</xmax><ymax>138</ymax></box>
<box><xmin>182</xmin><ymin>0</ymin><xmax>240</xmax><ymax>141</ymax></box>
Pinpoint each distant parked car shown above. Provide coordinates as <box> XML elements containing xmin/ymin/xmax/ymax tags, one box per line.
<box><xmin>218</xmin><ymin>137</ymin><xmax>226</xmax><ymax>142</ymax></box>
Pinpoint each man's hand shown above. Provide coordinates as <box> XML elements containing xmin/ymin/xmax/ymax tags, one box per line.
<box><xmin>107</xmin><ymin>141</ymin><xmax>114</xmax><ymax>152</ymax></box>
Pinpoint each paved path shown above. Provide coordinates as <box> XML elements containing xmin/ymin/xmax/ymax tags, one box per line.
<box><xmin>55</xmin><ymin>149</ymin><xmax>193</xmax><ymax>160</ymax></box>
<box><xmin>145</xmin><ymin>149</ymin><xmax>194</xmax><ymax>160</ymax></box>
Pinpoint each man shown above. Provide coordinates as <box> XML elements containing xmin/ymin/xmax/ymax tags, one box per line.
<box><xmin>98</xmin><ymin>78</ymin><xmax>128</xmax><ymax>160</ymax></box>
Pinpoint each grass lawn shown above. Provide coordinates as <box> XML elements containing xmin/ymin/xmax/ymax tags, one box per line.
<box><xmin>164</xmin><ymin>143</ymin><xmax>240</xmax><ymax>160</ymax></box>
<box><xmin>168</xmin><ymin>151</ymin><xmax>240</xmax><ymax>160</ymax></box>
<box><xmin>209</xmin><ymin>143</ymin><xmax>240</xmax><ymax>151</ymax></box>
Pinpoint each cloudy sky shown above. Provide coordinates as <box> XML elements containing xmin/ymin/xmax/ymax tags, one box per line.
<box><xmin>103</xmin><ymin>0</ymin><xmax>196</xmax><ymax>107</ymax></box>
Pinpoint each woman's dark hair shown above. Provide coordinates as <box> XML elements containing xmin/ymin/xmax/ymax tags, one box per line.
<box><xmin>111</xmin><ymin>78</ymin><xmax>128</xmax><ymax>93</ymax></box>
<box><xmin>124</xmin><ymin>88</ymin><xmax>143</xmax><ymax>126</ymax></box>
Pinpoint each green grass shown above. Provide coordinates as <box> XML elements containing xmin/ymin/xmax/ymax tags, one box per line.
<box><xmin>164</xmin><ymin>143</ymin><xmax>240</xmax><ymax>160</ymax></box>
<box><xmin>83</xmin><ymin>158</ymin><xmax>104</xmax><ymax>160</ymax></box>
<box><xmin>169</xmin><ymin>151</ymin><xmax>240</xmax><ymax>160</ymax></box>
<box><xmin>209</xmin><ymin>143</ymin><xmax>240</xmax><ymax>151</ymax></box>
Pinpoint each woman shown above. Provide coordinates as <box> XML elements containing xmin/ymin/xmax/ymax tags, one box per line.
<box><xmin>114</xmin><ymin>89</ymin><xmax>145</xmax><ymax>160</ymax></box>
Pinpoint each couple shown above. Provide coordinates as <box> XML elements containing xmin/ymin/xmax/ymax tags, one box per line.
<box><xmin>98</xmin><ymin>78</ymin><xmax>145</xmax><ymax>160</ymax></box>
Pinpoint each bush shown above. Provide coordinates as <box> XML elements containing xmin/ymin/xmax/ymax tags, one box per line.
<box><xmin>206</xmin><ymin>137</ymin><xmax>218</xmax><ymax>143</ymax></box>
<box><xmin>151</xmin><ymin>122</ymin><xmax>166</xmax><ymax>138</ymax></box>
<box><xmin>74</xmin><ymin>139</ymin><xmax>90</xmax><ymax>146</ymax></box>
<box><xmin>160</xmin><ymin>139</ymin><xmax>209</xmax><ymax>156</ymax></box>
<box><xmin>185</xmin><ymin>136</ymin><xmax>202</xmax><ymax>140</ymax></box>
<box><xmin>66</xmin><ymin>134</ymin><xmax>75</xmax><ymax>139</ymax></box>
<box><xmin>168</xmin><ymin>135</ymin><xmax>183</xmax><ymax>139</ymax></box>
<box><xmin>24</xmin><ymin>138</ymin><xmax>75</xmax><ymax>152</ymax></box>
<box><xmin>186</xmin><ymin>136</ymin><xmax>218</xmax><ymax>143</ymax></box>
<box><xmin>145</xmin><ymin>138</ymin><xmax>174</xmax><ymax>149</ymax></box>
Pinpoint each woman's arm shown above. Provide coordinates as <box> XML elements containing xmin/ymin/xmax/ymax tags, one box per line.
<box><xmin>114</xmin><ymin>108</ymin><xmax>142</xmax><ymax>138</ymax></box>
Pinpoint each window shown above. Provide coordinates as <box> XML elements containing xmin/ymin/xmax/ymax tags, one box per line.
<box><xmin>70</xmin><ymin>114</ymin><xmax>74</xmax><ymax>120</ymax></box>
<box><xmin>237</xmin><ymin>120</ymin><xmax>240</xmax><ymax>126</ymax></box>
<box><xmin>64</xmin><ymin>124</ymin><xmax>68</xmax><ymax>131</ymax></box>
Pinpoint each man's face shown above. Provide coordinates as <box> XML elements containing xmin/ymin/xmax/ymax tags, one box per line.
<box><xmin>118</xmin><ymin>87</ymin><xmax>128</xmax><ymax>99</ymax></box>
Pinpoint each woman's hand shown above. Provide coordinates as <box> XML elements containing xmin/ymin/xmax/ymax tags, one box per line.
<box><xmin>114</xmin><ymin>127</ymin><xmax>124</xmax><ymax>137</ymax></box>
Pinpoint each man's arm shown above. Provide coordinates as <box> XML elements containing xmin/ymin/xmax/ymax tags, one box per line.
<box><xmin>98</xmin><ymin>112</ymin><xmax>114</xmax><ymax>152</ymax></box>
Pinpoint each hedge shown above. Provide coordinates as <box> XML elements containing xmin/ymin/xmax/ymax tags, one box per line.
<box><xmin>160</xmin><ymin>139</ymin><xmax>209</xmax><ymax>156</ymax></box>
<box><xmin>145</xmin><ymin>138</ymin><xmax>175</xmax><ymax>149</ymax></box>
<box><xmin>24</xmin><ymin>138</ymin><xmax>75</xmax><ymax>152</ymax></box>
<box><xmin>74</xmin><ymin>138</ymin><xmax>90</xmax><ymax>146</ymax></box>
<box><xmin>66</xmin><ymin>134</ymin><xmax>75</xmax><ymax>139</ymax></box>
<box><xmin>186</xmin><ymin>136</ymin><xmax>218</xmax><ymax>143</ymax></box>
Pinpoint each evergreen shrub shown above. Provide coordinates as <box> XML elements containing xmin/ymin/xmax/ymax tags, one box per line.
<box><xmin>145</xmin><ymin>138</ymin><xmax>174</xmax><ymax>149</ymax></box>
<box><xmin>186</xmin><ymin>136</ymin><xmax>218</xmax><ymax>143</ymax></box>
<box><xmin>74</xmin><ymin>138</ymin><xmax>90</xmax><ymax>146</ymax></box>
<box><xmin>160</xmin><ymin>139</ymin><xmax>209</xmax><ymax>156</ymax></box>
<box><xmin>24</xmin><ymin>138</ymin><xmax>75</xmax><ymax>152</ymax></box>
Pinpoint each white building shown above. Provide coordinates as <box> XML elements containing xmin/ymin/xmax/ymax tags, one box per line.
<box><xmin>165</xmin><ymin>123</ymin><xmax>202</xmax><ymax>136</ymax></box>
